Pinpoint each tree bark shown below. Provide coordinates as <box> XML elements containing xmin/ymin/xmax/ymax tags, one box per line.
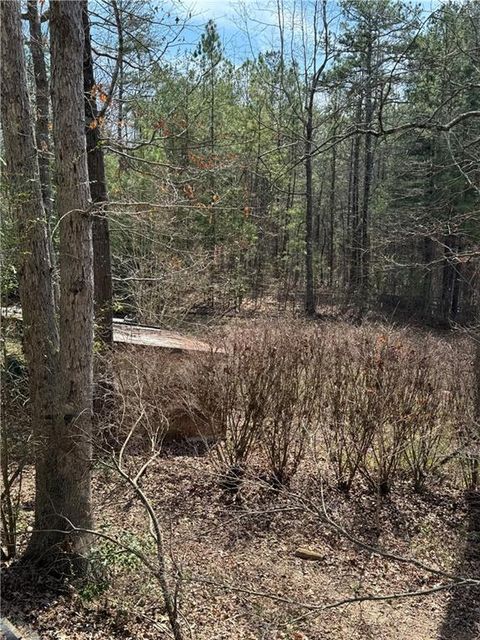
<box><xmin>0</xmin><ymin>0</ymin><xmax>60</xmax><ymax>561</ymax></box>
<box><xmin>50</xmin><ymin>0</ymin><xmax>94</xmax><ymax>565</ymax></box>
<box><xmin>360</xmin><ymin>37</ymin><xmax>374</xmax><ymax>296</ymax></box>
<box><xmin>422</xmin><ymin>235</ymin><xmax>434</xmax><ymax>320</ymax></box>
<box><xmin>441</xmin><ymin>234</ymin><xmax>458</xmax><ymax>325</ymax></box>
<box><xmin>82</xmin><ymin>1</ymin><xmax>113</xmax><ymax>345</ymax></box>
<box><xmin>349</xmin><ymin>100</ymin><xmax>362</xmax><ymax>292</ymax></box>
<box><xmin>328</xmin><ymin>138</ymin><xmax>337</xmax><ymax>287</ymax></box>
<box><xmin>26</xmin><ymin>0</ymin><xmax>59</xmax><ymax>306</ymax></box>
<box><xmin>304</xmin><ymin>99</ymin><xmax>315</xmax><ymax>315</ymax></box>
<box><xmin>26</xmin><ymin>2</ymin><xmax>53</xmax><ymax>233</ymax></box>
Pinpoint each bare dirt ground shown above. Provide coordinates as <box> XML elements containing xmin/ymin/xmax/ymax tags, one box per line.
<box><xmin>2</xmin><ymin>447</ymin><xmax>479</xmax><ymax>640</ymax></box>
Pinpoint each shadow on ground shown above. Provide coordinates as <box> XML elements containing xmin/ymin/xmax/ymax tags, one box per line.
<box><xmin>438</xmin><ymin>490</ymin><xmax>480</xmax><ymax>639</ymax></box>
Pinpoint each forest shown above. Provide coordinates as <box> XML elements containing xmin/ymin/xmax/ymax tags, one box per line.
<box><xmin>0</xmin><ymin>0</ymin><xmax>479</xmax><ymax>638</ymax></box>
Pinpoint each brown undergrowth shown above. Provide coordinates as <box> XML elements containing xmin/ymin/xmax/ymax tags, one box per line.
<box><xmin>2</xmin><ymin>455</ymin><xmax>478</xmax><ymax>639</ymax></box>
<box><xmin>102</xmin><ymin>320</ymin><xmax>476</xmax><ymax>494</ymax></box>
<box><xmin>2</xmin><ymin>320</ymin><xmax>479</xmax><ymax>638</ymax></box>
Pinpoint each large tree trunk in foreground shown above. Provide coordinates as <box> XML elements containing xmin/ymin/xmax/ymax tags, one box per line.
<box><xmin>50</xmin><ymin>0</ymin><xmax>94</xmax><ymax>565</ymax></box>
<box><xmin>26</xmin><ymin>1</ymin><xmax>52</xmax><ymax>212</ymax></box>
<box><xmin>82</xmin><ymin>1</ymin><xmax>113</xmax><ymax>345</ymax></box>
<box><xmin>26</xmin><ymin>0</ymin><xmax>55</xmax><ymax>247</ymax></box>
<box><xmin>27</xmin><ymin>0</ymin><xmax>60</xmax><ymax>309</ymax></box>
<box><xmin>0</xmin><ymin>0</ymin><xmax>60</xmax><ymax>561</ymax></box>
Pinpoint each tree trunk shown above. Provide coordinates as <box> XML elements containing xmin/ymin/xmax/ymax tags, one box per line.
<box><xmin>50</xmin><ymin>0</ymin><xmax>94</xmax><ymax>566</ymax></box>
<box><xmin>304</xmin><ymin>101</ymin><xmax>315</xmax><ymax>315</ymax></box>
<box><xmin>328</xmin><ymin>138</ymin><xmax>337</xmax><ymax>287</ymax></box>
<box><xmin>26</xmin><ymin>0</ymin><xmax>58</xmax><ymax>303</ymax></box>
<box><xmin>360</xmin><ymin>38</ymin><xmax>374</xmax><ymax>296</ymax></box>
<box><xmin>422</xmin><ymin>235</ymin><xmax>434</xmax><ymax>320</ymax></box>
<box><xmin>344</xmin><ymin>138</ymin><xmax>354</xmax><ymax>288</ymax></box>
<box><xmin>209</xmin><ymin>60</ymin><xmax>217</xmax><ymax>307</ymax></box>
<box><xmin>441</xmin><ymin>234</ymin><xmax>458</xmax><ymax>325</ymax></box>
<box><xmin>116</xmin><ymin>33</ymin><xmax>127</xmax><ymax>174</ymax></box>
<box><xmin>82</xmin><ymin>1</ymin><xmax>113</xmax><ymax>345</ymax></box>
<box><xmin>349</xmin><ymin>100</ymin><xmax>362</xmax><ymax>292</ymax></box>
<box><xmin>26</xmin><ymin>0</ymin><xmax>53</xmax><ymax>221</ymax></box>
<box><xmin>0</xmin><ymin>0</ymin><xmax>60</xmax><ymax>562</ymax></box>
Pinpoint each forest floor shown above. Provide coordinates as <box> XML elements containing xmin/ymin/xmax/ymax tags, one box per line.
<box><xmin>2</xmin><ymin>447</ymin><xmax>479</xmax><ymax>640</ymax></box>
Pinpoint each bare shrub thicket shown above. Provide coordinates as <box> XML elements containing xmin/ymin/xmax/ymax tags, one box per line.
<box><xmin>110</xmin><ymin>207</ymin><xmax>214</xmax><ymax>326</ymax></box>
<box><xmin>105</xmin><ymin>347</ymin><xmax>212</xmax><ymax>452</ymax></box>
<box><xmin>111</xmin><ymin>207</ymin><xmax>248</xmax><ymax>325</ymax></box>
<box><xmin>209</xmin><ymin>323</ymin><xmax>472</xmax><ymax>494</ymax></box>
<box><xmin>102</xmin><ymin>321</ymin><xmax>473</xmax><ymax>495</ymax></box>
<box><xmin>194</xmin><ymin>324</ymin><xmax>329</xmax><ymax>488</ymax></box>
<box><xmin>451</xmin><ymin>344</ymin><xmax>478</xmax><ymax>489</ymax></box>
<box><xmin>322</xmin><ymin>328</ymin><xmax>415</xmax><ymax>494</ymax></box>
<box><xmin>322</xmin><ymin>331</ymin><xmax>376</xmax><ymax>492</ymax></box>
<box><xmin>196</xmin><ymin>328</ymin><xmax>278</xmax><ymax>486</ymax></box>
<box><xmin>402</xmin><ymin>337</ymin><xmax>464</xmax><ymax>491</ymax></box>
<box><xmin>356</xmin><ymin>332</ymin><xmax>416</xmax><ymax>494</ymax></box>
<box><xmin>1</xmin><ymin>351</ymin><xmax>31</xmax><ymax>559</ymax></box>
<box><xmin>322</xmin><ymin>327</ymin><xmax>468</xmax><ymax>494</ymax></box>
<box><xmin>357</xmin><ymin>332</ymin><xmax>458</xmax><ymax>494</ymax></box>
<box><xmin>261</xmin><ymin>326</ymin><xmax>327</xmax><ymax>486</ymax></box>
<box><xmin>128</xmin><ymin>248</ymin><xmax>213</xmax><ymax>326</ymax></box>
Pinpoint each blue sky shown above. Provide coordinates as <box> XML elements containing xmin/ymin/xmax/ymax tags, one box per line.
<box><xmin>177</xmin><ymin>0</ymin><xmax>443</xmax><ymax>62</ymax></box>
<box><xmin>176</xmin><ymin>0</ymin><xmax>264</xmax><ymax>62</ymax></box>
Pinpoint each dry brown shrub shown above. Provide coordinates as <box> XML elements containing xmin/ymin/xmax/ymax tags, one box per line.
<box><xmin>261</xmin><ymin>324</ymin><xmax>327</xmax><ymax>486</ymax></box>
<box><xmin>104</xmin><ymin>346</ymin><xmax>215</xmax><ymax>453</ymax></box>
<box><xmin>1</xmin><ymin>352</ymin><xmax>31</xmax><ymax>559</ymax></box>
<box><xmin>355</xmin><ymin>329</ymin><xmax>431</xmax><ymax>495</ymax></box>
<box><xmin>320</xmin><ymin>324</ymin><xmax>469</xmax><ymax>494</ymax></box>
<box><xmin>100</xmin><ymin>320</ymin><xmax>474</xmax><ymax>496</ymax></box>
<box><xmin>401</xmin><ymin>336</ymin><xmax>462</xmax><ymax>491</ymax></box>
<box><xmin>321</xmin><ymin>327</ymin><xmax>376</xmax><ymax>492</ymax></box>
<box><xmin>365</xmin><ymin>335</ymin><xmax>431</xmax><ymax>492</ymax></box>
<box><xmin>449</xmin><ymin>341</ymin><xmax>478</xmax><ymax>489</ymax></box>
<box><xmin>194</xmin><ymin>322</ymin><xmax>329</xmax><ymax>488</ymax></box>
<box><xmin>195</xmin><ymin>326</ymin><xmax>278</xmax><ymax>486</ymax></box>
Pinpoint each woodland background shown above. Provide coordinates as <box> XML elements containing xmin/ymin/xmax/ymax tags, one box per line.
<box><xmin>1</xmin><ymin>1</ymin><xmax>480</xmax><ymax>639</ymax></box>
